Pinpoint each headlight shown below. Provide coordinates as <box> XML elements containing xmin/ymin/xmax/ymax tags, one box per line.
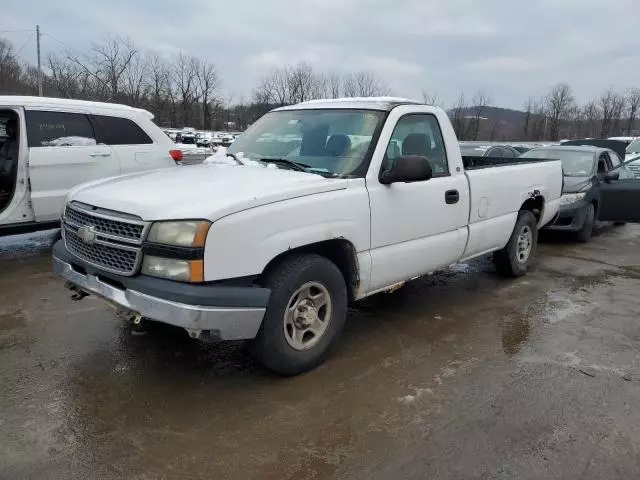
<box><xmin>560</xmin><ymin>193</ymin><xmax>586</xmax><ymax>206</ymax></box>
<box><xmin>142</xmin><ymin>255</ymin><xmax>204</xmax><ymax>282</ymax></box>
<box><xmin>147</xmin><ymin>221</ymin><xmax>211</xmax><ymax>247</ymax></box>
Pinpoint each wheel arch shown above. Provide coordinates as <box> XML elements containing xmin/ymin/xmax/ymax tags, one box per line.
<box><xmin>520</xmin><ymin>194</ymin><xmax>545</xmax><ymax>226</ymax></box>
<box><xmin>259</xmin><ymin>238</ymin><xmax>360</xmax><ymax>301</ymax></box>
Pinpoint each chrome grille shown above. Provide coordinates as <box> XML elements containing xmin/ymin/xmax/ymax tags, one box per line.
<box><xmin>65</xmin><ymin>205</ymin><xmax>144</xmax><ymax>241</ymax></box>
<box><xmin>63</xmin><ymin>203</ymin><xmax>147</xmax><ymax>276</ymax></box>
<box><xmin>65</xmin><ymin>228</ymin><xmax>138</xmax><ymax>273</ymax></box>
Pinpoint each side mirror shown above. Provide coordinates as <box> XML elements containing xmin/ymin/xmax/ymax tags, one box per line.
<box><xmin>379</xmin><ymin>155</ymin><xmax>433</xmax><ymax>185</ymax></box>
<box><xmin>604</xmin><ymin>171</ymin><xmax>620</xmax><ymax>183</ymax></box>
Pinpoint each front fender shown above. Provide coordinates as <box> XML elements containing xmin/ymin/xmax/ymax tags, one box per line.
<box><xmin>203</xmin><ymin>184</ymin><xmax>371</xmax><ymax>281</ymax></box>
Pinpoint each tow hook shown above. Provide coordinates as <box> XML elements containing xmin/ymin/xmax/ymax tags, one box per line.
<box><xmin>65</xmin><ymin>282</ymin><xmax>89</xmax><ymax>301</ymax></box>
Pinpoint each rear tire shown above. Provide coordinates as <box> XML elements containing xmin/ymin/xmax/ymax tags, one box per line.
<box><xmin>575</xmin><ymin>204</ymin><xmax>594</xmax><ymax>243</ymax></box>
<box><xmin>493</xmin><ymin>210</ymin><xmax>538</xmax><ymax>277</ymax></box>
<box><xmin>252</xmin><ymin>254</ymin><xmax>348</xmax><ymax>376</ymax></box>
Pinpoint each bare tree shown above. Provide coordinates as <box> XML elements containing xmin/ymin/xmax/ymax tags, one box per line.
<box><xmin>600</xmin><ymin>88</ymin><xmax>622</xmax><ymax>137</ymax></box>
<box><xmin>47</xmin><ymin>53</ymin><xmax>96</xmax><ymax>99</ymax></box>
<box><xmin>468</xmin><ymin>90</ymin><xmax>491</xmax><ymax>140</ymax></box>
<box><xmin>122</xmin><ymin>52</ymin><xmax>148</xmax><ymax>107</ymax></box>
<box><xmin>195</xmin><ymin>58</ymin><xmax>218</xmax><ymax>129</ymax></box>
<box><xmin>257</xmin><ymin>68</ymin><xmax>289</xmax><ymax>106</ymax></box>
<box><xmin>287</xmin><ymin>63</ymin><xmax>324</xmax><ymax>103</ymax></box>
<box><xmin>327</xmin><ymin>72</ymin><xmax>342</xmax><ymax>98</ymax></box>
<box><xmin>451</xmin><ymin>93</ymin><xmax>468</xmax><ymax>139</ymax></box>
<box><xmin>0</xmin><ymin>38</ymin><xmax>21</xmax><ymax>92</ymax></box>
<box><xmin>343</xmin><ymin>71</ymin><xmax>390</xmax><ymax>97</ymax></box>
<box><xmin>522</xmin><ymin>97</ymin><xmax>534</xmax><ymax>139</ymax></box>
<box><xmin>545</xmin><ymin>83</ymin><xmax>575</xmax><ymax>141</ymax></box>
<box><xmin>146</xmin><ymin>54</ymin><xmax>170</xmax><ymax>124</ymax></box>
<box><xmin>531</xmin><ymin>100</ymin><xmax>548</xmax><ymax>141</ymax></box>
<box><xmin>582</xmin><ymin>100</ymin><xmax>600</xmax><ymax>138</ymax></box>
<box><xmin>172</xmin><ymin>52</ymin><xmax>199</xmax><ymax>126</ymax></box>
<box><xmin>421</xmin><ymin>89</ymin><xmax>439</xmax><ymax>105</ymax></box>
<box><xmin>610</xmin><ymin>92</ymin><xmax>626</xmax><ymax>136</ymax></box>
<box><xmin>624</xmin><ymin>88</ymin><xmax>640</xmax><ymax>136</ymax></box>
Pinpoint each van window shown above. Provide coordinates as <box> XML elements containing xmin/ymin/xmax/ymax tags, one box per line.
<box><xmin>25</xmin><ymin>111</ymin><xmax>96</xmax><ymax>147</ymax></box>
<box><xmin>91</xmin><ymin>115</ymin><xmax>153</xmax><ymax>145</ymax></box>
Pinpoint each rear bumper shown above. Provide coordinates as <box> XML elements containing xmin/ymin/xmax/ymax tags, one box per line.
<box><xmin>543</xmin><ymin>201</ymin><xmax>589</xmax><ymax>232</ymax></box>
<box><xmin>52</xmin><ymin>240</ymin><xmax>269</xmax><ymax>340</ymax></box>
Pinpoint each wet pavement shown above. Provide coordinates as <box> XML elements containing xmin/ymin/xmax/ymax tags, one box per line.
<box><xmin>2</xmin><ymin>226</ymin><xmax>640</xmax><ymax>479</ymax></box>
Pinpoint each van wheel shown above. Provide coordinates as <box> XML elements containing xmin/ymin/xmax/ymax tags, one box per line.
<box><xmin>493</xmin><ymin>210</ymin><xmax>538</xmax><ymax>277</ymax></box>
<box><xmin>575</xmin><ymin>204</ymin><xmax>594</xmax><ymax>243</ymax></box>
<box><xmin>252</xmin><ymin>254</ymin><xmax>348</xmax><ymax>376</ymax></box>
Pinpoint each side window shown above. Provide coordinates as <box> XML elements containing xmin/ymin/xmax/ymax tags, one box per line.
<box><xmin>487</xmin><ymin>147</ymin><xmax>502</xmax><ymax>157</ymax></box>
<box><xmin>597</xmin><ymin>154</ymin><xmax>608</xmax><ymax>174</ymax></box>
<box><xmin>385</xmin><ymin>114</ymin><xmax>449</xmax><ymax>177</ymax></box>
<box><xmin>610</xmin><ymin>151</ymin><xmax>635</xmax><ymax>179</ymax></box>
<box><xmin>609</xmin><ymin>151</ymin><xmax>621</xmax><ymax>167</ymax></box>
<box><xmin>501</xmin><ymin>147</ymin><xmax>516</xmax><ymax>158</ymax></box>
<box><xmin>25</xmin><ymin>110</ymin><xmax>96</xmax><ymax>147</ymax></box>
<box><xmin>91</xmin><ymin>115</ymin><xmax>153</xmax><ymax>145</ymax></box>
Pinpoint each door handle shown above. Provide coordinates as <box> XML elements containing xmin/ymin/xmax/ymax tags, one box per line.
<box><xmin>89</xmin><ymin>152</ymin><xmax>111</xmax><ymax>157</ymax></box>
<box><xmin>445</xmin><ymin>190</ymin><xmax>460</xmax><ymax>204</ymax></box>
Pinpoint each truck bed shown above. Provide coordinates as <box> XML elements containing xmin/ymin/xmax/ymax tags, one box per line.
<box><xmin>460</xmin><ymin>157</ymin><xmax>563</xmax><ymax>261</ymax></box>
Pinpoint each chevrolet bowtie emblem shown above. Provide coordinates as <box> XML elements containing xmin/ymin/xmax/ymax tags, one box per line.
<box><xmin>77</xmin><ymin>225</ymin><xmax>97</xmax><ymax>245</ymax></box>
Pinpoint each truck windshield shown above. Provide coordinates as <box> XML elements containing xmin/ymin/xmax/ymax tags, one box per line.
<box><xmin>521</xmin><ymin>148</ymin><xmax>594</xmax><ymax>177</ymax></box>
<box><xmin>228</xmin><ymin>109</ymin><xmax>385</xmax><ymax>177</ymax></box>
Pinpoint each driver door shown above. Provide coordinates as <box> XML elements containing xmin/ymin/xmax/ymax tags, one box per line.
<box><xmin>598</xmin><ymin>177</ymin><xmax>640</xmax><ymax>222</ymax></box>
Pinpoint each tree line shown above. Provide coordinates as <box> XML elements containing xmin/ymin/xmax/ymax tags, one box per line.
<box><xmin>1</xmin><ymin>34</ymin><xmax>639</xmax><ymax>141</ymax></box>
<box><xmin>439</xmin><ymin>83</ymin><xmax>640</xmax><ymax>142</ymax></box>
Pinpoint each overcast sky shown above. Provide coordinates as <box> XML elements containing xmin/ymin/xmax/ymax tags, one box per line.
<box><xmin>5</xmin><ymin>0</ymin><xmax>640</xmax><ymax>109</ymax></box>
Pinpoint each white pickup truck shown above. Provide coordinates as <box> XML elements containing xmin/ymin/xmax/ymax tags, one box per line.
<box><xmin>52</xmin><ymin>97</ymin><xmax>563</xmax><ymax>374</ymax></box>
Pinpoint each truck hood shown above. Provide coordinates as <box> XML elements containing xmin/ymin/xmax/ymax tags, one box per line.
<box><xmin>69</xmin><ymin>164</ymin><xmax>349</xmax><ymax>221</ymax></box>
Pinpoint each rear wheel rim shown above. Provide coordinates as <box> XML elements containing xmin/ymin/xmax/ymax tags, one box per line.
<box><xmin>283</xmin><ymin>282</ymin><xmax>332</xmax><ymax>351</ymax></box>
<box><xmin>516</xmin><ymin>225</ymin><xmax>533</xmax><ymax>263</ymax></box>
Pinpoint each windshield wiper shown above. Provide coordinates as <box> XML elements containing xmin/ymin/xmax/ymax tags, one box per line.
<box><xmin>259</xmin><ymin>158</ymin><xmax>311</xmax><ymax>172</ymax></box>
<box><xmin>258</xmin><ymin>157</ymin><xmax>343</xmax><ymax>178</ymax></box>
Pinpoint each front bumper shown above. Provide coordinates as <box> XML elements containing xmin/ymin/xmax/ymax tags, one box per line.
<box><xmin>52</xmin><ymin>240</ymin><xmax>269</xmax><ymax>340</ymax></box>
<box><xmin>543</xmin><ymin>200</ymin><xmax>589</xmax><ymax>232</ymax></box>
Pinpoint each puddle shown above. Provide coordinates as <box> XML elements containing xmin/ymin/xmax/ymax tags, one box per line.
<box><xmin>501</xmin><ymin>316</ymin><xmax>531</xmax><ymax>356</ymax></box>
<box><xmin>543</xmin><ymin>289</ymin><xmax>593</xmax><ymax>324</ymax></box>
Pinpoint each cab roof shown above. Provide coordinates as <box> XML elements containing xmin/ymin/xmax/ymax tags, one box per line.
<box><xmin>273</xmin><ymin>97</ymin><xmax>423</xmax><ymax>112</ymax></box>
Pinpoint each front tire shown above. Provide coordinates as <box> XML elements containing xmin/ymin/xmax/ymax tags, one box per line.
<box><xmin>252</xmin><ymin>254</ymin><xmax>348</xmax><ymax>375</ymax></box>
<box><xmin>493</xmin><ymin>210</ymin><xmax>538</xmax><ymax>277</ymax></box>
<box><xmin>575</xmin><ymin>203</ymin><xmax>594</xmax><ymax>243</ymax></box>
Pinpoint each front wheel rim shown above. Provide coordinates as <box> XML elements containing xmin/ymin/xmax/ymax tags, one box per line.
<box><xmin>516</xmin><ymin>225</ymin><xmax>533</xmax><ymax>263</ymax></box>
<box><xmin>283</xmin><ymin>282</ymin><xmax>332</xmax><ymax>351</ymax></box>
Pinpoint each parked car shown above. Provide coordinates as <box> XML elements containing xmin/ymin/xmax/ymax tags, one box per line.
<box><xmin>211</xmin><ymin>132</ymin><xmax>235</xmax><ymax>149</ymax></box>
<box><xmin>520</xmin><ymin>144</ymin><xmax>634</xmax><ymax>241</ymax></box>
<box><xmin>459</xmin><ymin>144</ymin><xmax>522</xmax><ymax>158</ymax></box>
<box><xmin>196</xmin><ymin>132</ymin><xmax>214</xmax><ymax>147</ymax></box>
<box><xmin>0</xmin><ymin>96</ymin><xmax>182</xmax><ymax>237</ymax></box>
<box><xmin>52</xmin><ymin>97</ymin><xmax>564</xmax><ymax>375</ymax></box>
<box><xmin>511</xmin><ymin>145</ymin><xmax>532</xmax><ymax>154</ymax></box>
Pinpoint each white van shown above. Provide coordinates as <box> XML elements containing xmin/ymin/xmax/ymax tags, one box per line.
<box><xmin>0</xmin><ymin>96</ymin><xmax>182</xmax><ymax>236</ymax></box>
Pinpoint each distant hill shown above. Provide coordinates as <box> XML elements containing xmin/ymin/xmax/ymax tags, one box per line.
<box><xmin>447</xmin><ymin>106</ymin><xmax>535</xmax><ymax>141</ymax></box>
<box><xmin>447</xmin><ymin>106</ymin><xmax>530</xmax><ymax>125</ymax></box>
